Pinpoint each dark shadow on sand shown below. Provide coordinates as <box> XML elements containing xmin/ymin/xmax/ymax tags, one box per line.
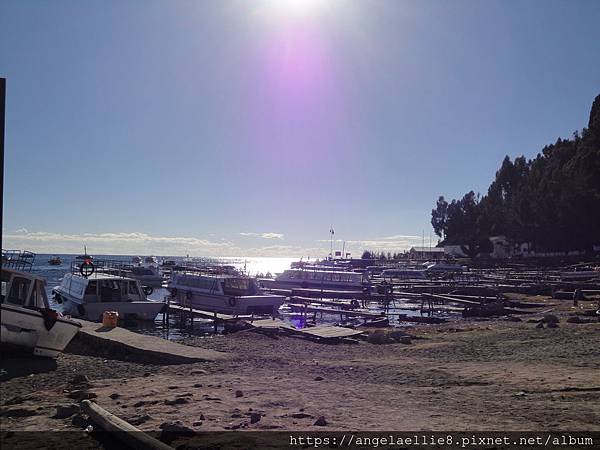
<box><xmin>0</xmin><ymin>354</ymin><xmax>57</xmax><ymax>381</ymax></box>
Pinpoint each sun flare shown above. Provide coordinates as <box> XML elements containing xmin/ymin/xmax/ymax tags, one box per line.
<box><xmin>266</xmin><ymin>0</ymin><xmax>330</xmax><ymax>18</ymax></box>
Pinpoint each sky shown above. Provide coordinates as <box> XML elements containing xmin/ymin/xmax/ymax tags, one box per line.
<box><xmin>1</xmin><ymin>0</ymin><xmax>599</xmax><ymax>257</ymax></box>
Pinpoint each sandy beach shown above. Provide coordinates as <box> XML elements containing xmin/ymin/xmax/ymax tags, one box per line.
<box><xmin>1</xmin><ymin>294</ymin><xmax>598</xmax><ymax>448</ymax></box>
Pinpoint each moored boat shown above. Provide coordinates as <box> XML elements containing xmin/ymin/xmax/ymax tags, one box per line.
<box><xmin>1</xmin><ymin>251</ymin><xmax>80</xmax><ymax>357</ymax></box>
<box><xmin>53</xmin><ymin>260</ymin><xmax>165</xmax><ymax>322</ymax></box>
<box><xmin>48</xmin><ymin>255</ymin><xmax>62</xmax><ymax>265</ymax></box>
<box><xmin>167</xmin><ymin>271</ymin><xmax>284</xmax><ymax>315</ymax></box>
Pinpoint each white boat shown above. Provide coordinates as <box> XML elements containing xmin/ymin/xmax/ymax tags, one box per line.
<box><xmin>53</xmin><ymin>262</ymin><xmax>165</xmax><ymax>322</ymax></box>
<box><xmin>381</xmin><ymin>268</ymin><xmax>428</xmax><ymax>280</ymax></box>
<box><xmin>561</xmin><ymin>267</ymin><xmax>599</xmax><ymax>282</ymax></box>
<box><xmin>167</xmin><ymin>272</ymin><xmax>284</xmax><ymax>315</ymax></box>
<box><xmin>129</xmin><ymin>265</ymin><xmax>163</xmax><ymax>288</ymax></box>
<box><xmin>1</xmin><ymin>259</ymin><xmax>80</xmax><ymax>358</ymax></box>
<box><xmin>265</xmin><ymin>269</ymin><xmax>370</xmax><ymax>291</ymax></box>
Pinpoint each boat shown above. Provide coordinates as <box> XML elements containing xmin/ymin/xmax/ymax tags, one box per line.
<box><xmin>381</xmin><ymin>268</ymin><xmax>428</xmax><ymax>280</ymax></box>
<box><xmin>52</xmin><ymin>260</ymin><xmax>165</xmax><ymax>322</ymax></box>
<box><xmin>1</xmin><ymin>251</ymin><xmax>80</xmax><ymax>357</ymax></box>
<box><xmin>48</xmin><ymin>255</ymin><xmax>62</xmax><ymax>266</ymax></box>
<box><xmin>129</xmin><ymin>265</ymin><xmax>163</xmax><ymax>288</ymax></box>
<box><xmin>167</xmin><ymin>271</ymin><xmax>285</xmax><ymax>315</ymax></box>
<box><xmin>75</xmin><ymin>246</ymin><xmax>93</xmax><ymax>261</ymax></box>
<box><xmin>423</xmin><ymin>261</ymin><xmax>466</xmax><ymax>274</ymax></box>
<box><xmin>131</xmin><ymin>256</ymin><xmax>142</xmax><ymax>265</ymax></box>
<box><xmin>264</xmin><ymin>268</ymin><xmax>371</xmax><ymax>292</ymax></box>
<box><xmin>560</xmin><ymin>266</ymin><xmax>599</xmax><ymax>282</ymax></box>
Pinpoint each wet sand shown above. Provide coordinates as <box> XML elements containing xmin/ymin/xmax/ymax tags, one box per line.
<box><xmin>1</xmin><ymin>295</ymin><xmax>599</xmax><ymax>448</ymax></box>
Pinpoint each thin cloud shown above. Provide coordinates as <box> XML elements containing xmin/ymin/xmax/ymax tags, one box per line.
<box><xmin>240</xmin><ymin>232</ymin><xmax>284</xmax><ymax>240</ymax></box>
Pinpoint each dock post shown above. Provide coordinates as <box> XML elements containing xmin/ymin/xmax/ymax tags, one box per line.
<box><xmin>213</xmin><ymin>311</ymin><xmax>217</xmax><ymax>334</ymax></box>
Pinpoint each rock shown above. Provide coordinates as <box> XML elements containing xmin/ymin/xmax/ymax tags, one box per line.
<box><xmin>67</xmin><ymin>390</ymin><xmax>97</xmax><ymax>401</ymax></box>
<box><xmin>159</xmin><ymin>420</ymin><xmax>195</xmax><ymax>440</ymax></box>
<box><xmin>235</xmin><ymin>390</ymin><xmax>244</xmax><ymax>398</ymax></box>
<box><xmin>143</xmin><ymin>372</ymin><xmax>151</xmax><ymax>377</ymax></box>
<box><xmin>71</xmin><ymin>413</ymin><xmax>87</xmax><ymax>428</ymax></box>
<box><xmin>53</xmin><ymin>404</ymin><xmax>79</xmax><ymax>419</ymax></box>
<box><xmin>291</xmin><ymin>412</ymin><xmax>313</xmax><ymax>419</ymax></box>
<box><xmin>69</xmin><ymin>374</ymin><xmax>90</xmax><ymax>385</ymax></box>
<box><xmin>129</xmin><ymin>414</ymin><xmax>151</xmax><ymax>426</ymax></box>
<box><xmin>190</xmin><ymin>369</ymin><xmax>207</xmax><ymax>375</ymax></box>
<box><xmin>543</xmin><ymin>314</ymin><xmax>559</xmax><ymax>325</ymax></box>
<box><xmin>313</xmin><ymin>376</ymin><xmax>324</xmax><ymax>381</ymax></box>
<box><xmin>313</xmin><ymin>416</ymin><xmax>328</xmax><ymax>426</ymax></box>
<box><xmin>164</xmin><ymin>398</ymin><xmax>190</xmax><ymax>406</ymax></box>
<box><xmin>133</xmin><ymin>400</ymin><xmax>158</xmax><ymax>408</ymax></box>
<box><xmin>250</xmin><ymin>413</ymin><xmax>261</xmax><ymax>424</ymax></box>
<box><xmin>109</xmin><ymin>393</ymin><xmax>120</xmax><ymax>400</ymax></box>
<box><xmin>167</xmin><ymin>385</ymin><xmax>179</xmax><ymax>390</ymax></box>
<box><xmin>199</xmin><ymin>414</ymin><xmax>205</xmax><ymax>421</ymax></box>
<box><xmin>192</xmin><ymin>421</ymin><xmax>203</xmax><ymax>427</ymax></box>
<box><xmin>176</xmin><ymin>392</ymin><xmax>193</xmax><ymax>398</ymax></box>
<box><xmin>193</xmin><ymin>383</ymin><xmax>203</xmax><ymax>388</ymax></box>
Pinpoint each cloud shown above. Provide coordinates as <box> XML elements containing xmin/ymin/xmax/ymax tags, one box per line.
<box><xmin>15</xmin><ymin>228</ymin><xmax>28</xmax><ymax>233</ymax></box>
<box><xmin>240</xmin><ymin>232</ymin><xmax>284</xmax><ymax>240</ymax></box>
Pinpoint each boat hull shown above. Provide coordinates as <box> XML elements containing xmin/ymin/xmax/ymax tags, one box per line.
<box><xmin>1</xmin><ymin>304</ymin><xmax>81</xmax><ymax>358</ymax></box>
<box><xmin>171</xmin><ymin>291</ymin><xmax>284</xmax><ymax>316</ymax></box>
<box><xmin>56</xmin><ymin>290</ymin><xmax>165</xmax><ymax>322</ymax></box>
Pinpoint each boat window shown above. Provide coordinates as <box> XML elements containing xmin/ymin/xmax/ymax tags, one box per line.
<box><xmin>7</xmin><ymin>276</ymin><xmax>31</xmax><ymax>306</ymax></box>
<box><xmin>85</xmin><ymin>281</ymin><xmax>97</xmax><ymax>295</ymax></box>
<box><xmin>129</xmin><ymin>282</ymin><xmax>140</xmax><ymax>295</ymax></box>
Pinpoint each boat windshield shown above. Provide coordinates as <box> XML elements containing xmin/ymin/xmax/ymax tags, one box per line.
<box><xmin>223</xmin><ymin>278</ymin><xmax>259</xmax><ymax>296</ymax></box>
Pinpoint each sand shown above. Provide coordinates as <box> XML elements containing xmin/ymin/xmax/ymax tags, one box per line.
<box><xmin>1</xmin><ymin>295</ymin><xmax>599</xmax><ymax>448</ymax></box>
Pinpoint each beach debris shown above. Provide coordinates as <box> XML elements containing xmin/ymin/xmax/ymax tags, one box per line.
<box><xmin>133</xmin><ymin>400</ymin><xmax>159</xmax><ymax>408</ymax></box>
<box><xmin>190</xmin><ymin>369</ymin><xmax>207</xmax><ymax>375</ymax></box>
<box><xmin>367</xmin><ymin>330</ymin><xmax>392</xmax><ymax>344</ymax></box>
<box><xmin>250</xmin><ymin>412</ymin><xmax>261</xmax><ymax>424</ymax></box>
<box><xmin>313</xmin><ymin>416</ymin><xmax>328</xmax><ymax>426</ymax></box>
<box><xmin>167</xmin><ymin>385</ymin><xmax>179</xmax><ymax>390</ymax></box>
<box><xmin>67</xmin><ymin>390</ymin><xmax>97</xmax><ymax>401</ymax></box>
<box><xmin>164</xmin><ymin>397</ymin><xmax>190</xmax><ymax>406</ymax></box>
<box><xmin>235</xmin><ymin>390</ymin><xmax>244</xmax><ymax>398</ymax></box>
<box><xmin>109</xmin><ymin>393</ymin><xmax>120</xmax><ymax>400</ymax></box>
<box><xmin>143</xmin><ymin>372</ymin><xmax>151</xmax><ymax>377</ymax></box>
<box><xmin>85</xmin><ymin>425</ymin><xmax>94</xmax><ymax>433</ymax></box>
<box><xmin>314</xmin><ymin>376</ymin><xmax>324</xmax><ymax>381</ymax></box>
<box><xmin>52</xmin><ymin>404</ymin><xmax>79</xmax><ymax>419</ymax></box>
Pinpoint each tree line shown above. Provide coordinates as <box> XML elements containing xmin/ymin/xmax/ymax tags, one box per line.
<box><xmin>431</xmin><ymin>94</ymin><xmax>600</xmax><ymax>257</ymax></box>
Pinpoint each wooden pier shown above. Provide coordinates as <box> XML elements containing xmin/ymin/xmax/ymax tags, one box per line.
<box><xmin>250</xmin><ymin>318</ymin><xmax>363</xmax><ymax>341</ymax></box>
<box><xmin>75</xmin><ymin>320</ymin><xmax>228</xmax><ymax>364</ymax></box>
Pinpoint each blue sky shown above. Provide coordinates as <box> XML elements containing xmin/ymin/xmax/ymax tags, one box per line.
<box><xmin>2</xmin><ymin>0</ymin><xmax>599</xmax><ymax>256</ymax></box>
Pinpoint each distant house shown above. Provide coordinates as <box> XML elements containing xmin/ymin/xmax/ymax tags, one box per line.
<box><xmin>408</xmin><ymin>246</ymin><xmax>445</xmax><ymax>260</ymax></box>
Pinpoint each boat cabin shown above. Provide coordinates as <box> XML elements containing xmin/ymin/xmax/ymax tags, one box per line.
<box><xmin>1</xmin><ymin>268</ymin><xmax>49</xmax><ymax>309</ymax></box>
<box><xmin>277</xmin><ymin>269</ymin><xmax>367</xmax><ymax>285</ymax></box>
<box><xmin>58</xmin><ymin>273</ymin><xmax>146</xmax><ymax>303</ymax></box>
<box><xmin>171</xmin><ymin>273</ymin><xmax>261</xmax><ymax>296</ymax></box>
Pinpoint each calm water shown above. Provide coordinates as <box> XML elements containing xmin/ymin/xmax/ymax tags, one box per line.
<box><xmin>28</xmin><ymin>253</ymin><xmax>455</xmax><ymax>338</ymax></box>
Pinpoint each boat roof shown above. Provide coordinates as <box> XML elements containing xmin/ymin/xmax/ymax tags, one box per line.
<box><xmin>67</xmin><ymin>272</ymin><xmax>137</xmax><ymax>282</ymax></box>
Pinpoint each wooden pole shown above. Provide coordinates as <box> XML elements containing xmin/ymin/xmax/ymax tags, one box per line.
<box><xmin>81</xmin><ymin>400</ymin><xmax>173</xmax><ymax>450</ymax></box>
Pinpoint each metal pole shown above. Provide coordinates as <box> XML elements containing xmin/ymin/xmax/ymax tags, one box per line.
<box><xmin>0</xmin><ymin>78</ymin><xmax>5</xmax><ymax>228</ymax></box>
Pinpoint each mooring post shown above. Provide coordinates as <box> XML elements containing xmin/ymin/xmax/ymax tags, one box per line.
<box><xmin>213</xmin><ymin>311</ymin><xmax>218</xmax><ymax>334</ymax></box>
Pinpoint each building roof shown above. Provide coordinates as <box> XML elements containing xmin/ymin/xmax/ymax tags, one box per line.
<box><xmin>409</xmin><ymin>246</ymin><xmax>445</xmax><ymax>253</ymax></box>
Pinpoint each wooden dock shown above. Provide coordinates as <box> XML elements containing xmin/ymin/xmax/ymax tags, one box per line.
<box><xmin>165</xmin><ymin>303</ymin><xmax>242</xmax><ymax>322</ymax></box>
<box><xmin>250</xmin><ymin>318</ymin><xmax>363</xmax><ymax>341</ymax></box>
<box><xmin>286</xmin><ymin>302</ymin><xmax>384</xmax><ymax>318</ymax></box>
<box><xmin>75</xmin><ymin>320</ymin><xmax>228</xmax><ymax>364</ymax></box>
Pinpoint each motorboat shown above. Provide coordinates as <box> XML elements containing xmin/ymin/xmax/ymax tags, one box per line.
<box><xmin>48</xmin><ymin>256</ymin><xmax>62</xmax><ymax>266</ymax></box>
<box><xmin>131</xmin><ymin>256</ymin><xmax>142</xmax><ymax>265</ymax></box>
<box><xmin>561</xmin><ymin>266</ymin><xmax>599</xmax><ymax>282</ymax></box>
<box><xmin>129</xmin><ymin>265</ymin><xmax>163</xmax><ymax>288</ymax></box>
<box><xmin>381</xmin><ymin>268</ymin><xmax>428</xmax><ymax>280</ymax></box>
<box><xmin>264</xmin><ymin>268</ymin><xmax>371</xmax><ymax>291</ymax></box>
<box><xmin>53</xmin><ymin>261</ymin><xmax>165</xmax><ymax>322</ymax></box>
<box><xmin>167</xmin><ymin>271</ymin><xmax>285</xmax><ymax>315</ymax></box>
<box><xmin>1</xmin><ymin>252</ymin><xmax>80</xmax><ymax>357</ymax></box>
